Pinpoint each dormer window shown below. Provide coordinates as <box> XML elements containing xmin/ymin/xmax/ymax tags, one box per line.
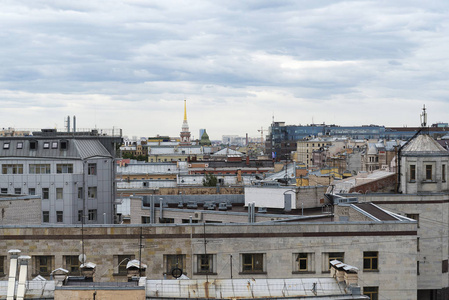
<box><xmin>17</xmin><ymin>142</ymin><xmax>23</xmax><ymax>149</ymax></box>
<box><xmin>60</xmin><ymin>140</ymin><xmax>68</xmax><ymax>150</ymax></box>
<box><xmin>43</xmin><ymin>142</ymin><xmax>50</xmax><ymax>149</ymax></box>
<box><xmin>52</xmin><ymin>142</ymin><xmax>58</xmax><ymax>149</ymax></box>
<box><xmin>3</xmin><ymin>143</ymin><xmax>10</xmax><ymax>149</ymax></box>
<box><xmin>30</xmin><ymin>140</ymin><xmax>38</xmax><ymax>150</ymax></box>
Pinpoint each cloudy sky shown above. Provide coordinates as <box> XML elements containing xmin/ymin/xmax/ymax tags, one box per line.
<box><xmin>1</xmin><ymin>1</ymin><xmax>449</xmax><ymax>140</ymax></box>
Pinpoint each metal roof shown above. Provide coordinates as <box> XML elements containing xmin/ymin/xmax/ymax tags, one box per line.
<box><xmin>402</xmin><ymin>134</ymin><xmax>449</xmax><ymax>156</ymax></box>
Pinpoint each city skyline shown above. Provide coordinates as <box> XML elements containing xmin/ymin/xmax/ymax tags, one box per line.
<box><xmin>1</xmin><ymin>1</ymin><xmax>449</xmax><ymax>140</ymax></box>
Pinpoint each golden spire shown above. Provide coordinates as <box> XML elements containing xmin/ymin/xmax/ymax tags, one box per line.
<box><xmin>184</xmin><ymin>99</ymin><xmax>187</xmax><ymax>121</ymax></box>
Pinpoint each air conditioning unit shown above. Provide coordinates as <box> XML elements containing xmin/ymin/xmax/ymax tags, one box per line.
<box><xmin>192</xmin><ymin>212</ymin><xmax>202</xmax><ymax>220</ymax></box>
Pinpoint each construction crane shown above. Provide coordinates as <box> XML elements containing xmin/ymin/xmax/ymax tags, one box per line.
<box><xmin>257</xmin><ymin>127</ymin><xmax>268</xmax><ymax>144</ymax></box>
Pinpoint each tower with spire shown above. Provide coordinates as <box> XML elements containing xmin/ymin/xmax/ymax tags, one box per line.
<box><xmin>180</xmin><ymin>99</ymin><xmax>191</xmax><ymax>145</ymax></box>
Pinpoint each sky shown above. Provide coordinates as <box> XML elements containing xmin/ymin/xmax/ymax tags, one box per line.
<box><xmin>1</xmin><ymin>1</ymin><xmax>449</xmax><ymax>140</ymax></box>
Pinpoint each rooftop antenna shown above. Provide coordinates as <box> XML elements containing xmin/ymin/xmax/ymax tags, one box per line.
<box><xmin>420</xmin><ymin>105</ymin><xmax>427</xmax><ymax>128</ymax></box>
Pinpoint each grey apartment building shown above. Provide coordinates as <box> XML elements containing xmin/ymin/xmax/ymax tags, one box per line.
<box><xmin>0</xmin><ymin>129</ymin><xmax>121</xmax><ymax>224</ymax></box>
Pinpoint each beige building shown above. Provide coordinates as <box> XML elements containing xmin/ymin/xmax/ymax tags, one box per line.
<box><xmin>295</xmin><ymin>138</ymin><xmax>332</xmax><ymax>168</ymax></box>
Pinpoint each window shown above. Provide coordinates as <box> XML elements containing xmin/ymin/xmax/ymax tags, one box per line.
<box><xmin>141</xmin><ymin>216</ymin><xmax>150</xmax><ymax>224</ymax></box>
<box><xmin>65</xmin><ymin>256</ymin><xmax>80</xmax><ymax>274</ymax></box>
<box><xmin>88</xmin><ymin>187</ymin><xmax>97</xmax><ymax>199</ymax></box>
<box><xmin>56</xmin><ymin>164</ymin><xmax>73</xmax><ymax>174</ymax></box>
<box><xmin>16</xmin><ymin>142</ymin><xmax>23</xmax><ymax>149</ymax></box>
<box><xmin>88</xmin><ymin>163</ymin><xmax>97</xmax><ymax>175</ymax></box>
<box><xmin>159</xmin><ymin>218</ymin><xmax>174</xmax><ymax>223</ymax></box>
<box><xmin>363</xmin><ymin>251</ymin><xmax>378</xmax><ymax>271</ymax></box>
<box><xmin>117</xmin><ymin>255</ymin><xmax>134</xmax><ymax>275</ymax></box>
<box><xmin>78</xmin><ymin>187</ymin><xmax>83</xmax><ymax>199</ymax></box>
<box><xmin>323</xmin><ymin>252</ymin><xmax>344</xmax><ymax>271</ymax></box>
<box><xmin>406</xmin><ymin>214</ymin><xmax>419</xmax><ymax>228</ymax></box>
<box><xmin>35</xmin><ymin>256</ymin><xmax>53</xmax><ymax>275</ymax></box>
<box><xmin>0</xmin><ymin>256</ymin><xmax>5</xmax><ymax>274</ymax></box>
<box><xmin>56</xmin><ymin>211</ymin><xmax>63</xmax><ymax>223</ymax></box>
<box><xmin>78</xmin><ymin>210</ymin><xmax>83</xmax><ymax>222</ymax></box>
<box><xmin>88</xmin><ymin>209</ymin><xmax>97</xmax><ymax>221</ymax></box>
<box><xmin>28</xmin><ymin>188</ymin><xmax>35</xmax><ymax>195</ymax></box>
<box><xmin>14</xmin><ymin>188</ymin><xmax>21</xmax><ymax>195</ymax></box>
<box><xmin>30</xmin><ymin>140</ymin><xmax>38</xmax><ymax>150</ymax></box>
<box><xmin>409</xmin><ymin>164</ymin><xmax>416</xmax><ymax>181</ymax></box>
<box><xmin>241</xmin><ymin>253</ymin><xmax>265</xmax><ymax>273</ymax></box>
<box><xmin>42</xmin><ymin>188</ymin><xmax>49</xmax><ymax>200</ymax></box>
<box><xmin>443</xmin><ymin>260</ymin><xmax>448</xmax><ymax>274</ymax></box>
<box><xmin>165</xmin><ymin>254</ymin><xmax>186</xmax><ymax>277</ymax></box>
<box><xmin>29</xmin><ymin>164</ymin><xmax>51</xmax><ymax>174</ymax></box>
<box><xmin>417</xmin><ymin>237</ymin><xmax>420</xmax><ymax>252</ymax></box>
<box><xmin>363</xmin><ymin>286</ymin><xmax>378</xmax><ymax>300</ymax></box>
<box><xmin>443</xmin><ymin>165</ymin><xmax>446</xmax><ymax>182</ymax></box>
<box><xmin>51</xmin><ymin>142</ymin><xmax>58</xmax><ymax>149</ymax></box>
<box><xmin>425</xmin><ymin>164</ymin><xmax>432</xmax><ymax>181</ymax></box>
<box><xmin>196</xmin><ymin>254</ymin><xmax>215</xmax><ymax>274</ymax></box>
<box><xmin>2</xmin><ymin>164</ymin><xmax>23</xmax><ymax>174</ymax></box>
<box><xmin>56</xmin><ymin>188</ymin><xmax>63</xmax><ymax>200</ymax></box>
<box><xmin>297</xmin><ymin>253</ymin><xmax>308</xmax><ymax>271</ymax></box>
<box><xmin>1</xmin><ymin>188</ymin><xmax>7</xmax><ymax>194</ymax></box>
<box><xmin>60</xmin><ymin>140</ymin><xmax>68</xmax><ymax>150</ymax></box>
<box><xmin>43</xmin><ymin>142</ymin><xmax>50</xmax><ymax>149</ymax></box>
<box><xmin>42</xmin><ymin>211</ymin><xmax>49</xmax><ymax>223</ymax></box>
<box><xmin>3</xmin><ymin>143</ymin><xmax>10</xmax><ymax>149</ymax></box>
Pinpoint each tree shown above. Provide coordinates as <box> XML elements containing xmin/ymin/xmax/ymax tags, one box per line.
<box><xmin>203</xmin><ymin>173</ymin><xmax>218</xmax><ymax>186</ymax></box>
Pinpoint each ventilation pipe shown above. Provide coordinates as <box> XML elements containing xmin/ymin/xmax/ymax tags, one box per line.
<box><xmin>7</xmin><ymin>249</ymin><xmax>21</xmax><ymax>300</ymax></box>
<box><xmin>73</xmin><ymin>115</ymin><xmax>76</xmax><ymax>133</ymax></box>
<box><xmin>16</xmin><ymin>255</ymin><xmax>31</xmax><ymax>300</ymax></box>
<box><xmin>67</xmin><ymin>116</ymin><xmax>70</xmax><ymax>133</ymax></box>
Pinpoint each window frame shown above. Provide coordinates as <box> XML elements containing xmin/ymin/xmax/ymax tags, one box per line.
<box><xmin>88</xmin><ymin>163</ymin><xmax>97</xmax><ymax>175</ymax></box>
<box><xmin>3</xmin><ymin>142</ymin><xmax>10</xmax><ymax>150</ymax></box>
<box><xmin>363</xmin><ymin>251</ymin><xmax>379</xmax><ymax>271</ymax></box>
<box><xmin>51</xmin><ymin>142</ymin><xmax>58</xmax><ymax>149</ymax></box>
<box><xmin>42</xmin><ymin>211</ymin><xmax>49</xmax><ymax>223</ymax></box>
<box><xmin>34</xmin><ymin>256</ymin><xmax>53</xmax><ymax>276</ymax></box>
<box><xmin>363</xmin><ymin>286</ymin><xmax>379</xmax><ymax>300</ymax></box>
<box><xmin>65</xmin><ymin>255</ymin><xmax>80</xmax><ymax>275</ymax></box>
<box><xmin>240</xmin><ymin>253</ymin><xmax>265</xmax><ymax>274</ymax></box>
<box><xmin>43</xmin><ymin>142</ymin><xmax>50</xmax><ymax>149</ymax></box>
<box><xmin>42</xmin><ymin>188</ymin><xmax>49</xmax><ymax>200</ymax></box>
<box><xmin>165</xmin><ymin>254</ymin><xmax>186</xmax><ymax>277</ymax></box>
<box><xmin>16</xmin><ymin>142</ymin><xmax>23</xmax><ymax>149</ymax></box>
<box><xmin>88</xmin><ymin>209</ymin><xmax>97</xmax><ymax>221</ymax></box>
<box><xmin>29</xmin><ymin>164</ymin><xmax>51</xmax><ymax>174</ymax></box>
<box><xmin>56</xmin><ymin>188</ymin><xmax>63</xmax><ymax>200</ymax></box>
<box><xmin>195</xmin><ymin>254</ymin><xmax>216</xmax><ymax>275</ymax></box>
<box><xmin>2</xmin><ymin>164</ymin><xmax>23</xmax><ymax>174</ymax></box>
<box><xmin>56</xmin><ymin>211</ymin><xmax>63</xmax><ymax>223</ymax></box>
<box><xmin>56</xmin><ymin>164</ymin><xmax>73</xmax><ymax>174</ymax></box>
<box><xmin>87</xmin><ymin>187</ymin><xmax>97</xmax><ymax>199</ymax></box>
<box><xmin>409</xmin><ymin>164</ymin><xmax>416</xmax><ymax>182</ymax></box>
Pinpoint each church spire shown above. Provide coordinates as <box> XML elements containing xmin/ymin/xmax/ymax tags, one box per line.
<box><xmin>180</xmin><ymin>99</ymin><xmax>191</xmax><ymax>145</ymax></box>
<box><xmin>184</xmin><ymin>99</ymin><xmax>187</xmax><ymax>121</ymax></box>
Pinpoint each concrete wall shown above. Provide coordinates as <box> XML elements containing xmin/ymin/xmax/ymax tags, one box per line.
<box><xmin>0</xmin><ymin>222</ymin><xmax>417</xmax><ymax>299</ymax></box>
<box><xmin>357</xmin><ymin>193</ymin><xmax>449</xmax><ymax>292</ymax></box>
<box><xmin>0</xmin><ymin>196</ymin><xmax>41</xmax><ymax>225</ymax></box>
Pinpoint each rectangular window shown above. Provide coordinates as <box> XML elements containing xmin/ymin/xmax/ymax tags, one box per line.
<box><xmin>159</xmin><ymin>218</ymin><xmax>175</xmax><ymax>223</ymax></box>
<box><xmin>117</xmin><ymin>255</ymin><xmax>134</xmax><ymax>275</ymax></box>
<box><xmin>51</xmin><ymin>142</ymin><xmax>58</xmax><ymax>149</ymax></box>
<box><xmin>2</xmin><ymin>164</ymin><xmax>23</xmax><ymax>174</ymax></box>
<box><xmin>16</xmin><ymin>142</ymin><xmax>23</xmax><ymax>149</ymax></box>
<box><xmin>141</xmin><ymin>216</ymin><xmax>150</xmax><ymax>224</ymax></box>
<box><xmin>29</xmin><ymin>164</ymin><xmax>51</xmax><ymax>174</ymax></box>
<box><xmin>78</xmin><ymin>187</ymin><xmax>83</xmax><ymax>199</ymax></box>
<box><xmin>42</xmin><ymin>211</ymin><xmax>49</xmax><ymax>223</ymax></box>
<box><xmin>3</xmin><ymin>143</ymin><xmax>10</xmax><ymax>149</ymax></box>
<box><xmin>297</xmin><ymin>253</ymin><xmax>308</xmax><ymax>271</ymax></box>
<box><xmin>88</xmin><ymin>209</ymin><xmax>97</xmax><ymax>221</ymax></box>
<box><xmin>30</xmin><ymin>141</ymin><xmax>37</xmax><ymax>150</ymax></box>
<box><xmin>88</xmin><ymin>163</ymin><xmax>97</xmax><ymax>175</ymax></box>
<box><xmin>56</xmin><ymin>211</ymin><xmax>63</xmax><ymax>223</ymax></box>
<box><xmin>443</xmin><ymin>165</ymin><xmax>446</xmax><ymax>183</ymax></box>
<box><xmin>35</xmin><ymin>256</ymin><xmax>53</xmax><ymax>275</ymax></box>
<box><xmin>0</xmin><ymin>256</ymin><xmax>5</xmax><ymax>274</ymax></box>
<box><xmin>425</xmin><ymin>164</ymin><xmax>432</xmax><ymax>181</ymax></box>
<box><xmin>443</xmin><ymin>260</ymin><xmax>448</xmax><ymax>273</ymax></box>
<box><xmin>363</xmin><ymin>251</ymin><xmax>378</xmax><ymax>271</ymax></box>
<box><xmin>325</xmin><ymin>252</ymin><xmax>344</xmax><ymax>271</ymax></box>
<box><xmin>65</xmin><ymin>256</ymin><xmax>80</xmax><ymax>274</ymax></box>
<box><xmin>0</xmin><ymin>188</ymin><xmax>7</xmax><ymax>194</ymax></box>
<box><xmin>43</xmin><ymin>142</ymin><xmax>50</xmax><ymax>149</ymax></box>
<box><xmin>88</xmin><ymin>187</ymin><xmax>97</xmax><ymax>199</ymax></box>
<box><xmin>406</xmin><ymin>213</ymin><xmax>419</xmax><ymax>228</ymax></box>
<box><xmin>241</xmin><ymin>253</ymin><xmax>264</xmax><ymax>273</ymax></box>
<box><xmin>60</xmin><ymin>141</ymin><xmax>68</xmax><ymax>150</ymax></box>
<box><xmin>42</xmin><ymin>188</ymin><xmax>49</xmax><ymax>200</ymax></box>
<box><xmin>56</xmin><ymin>188</ymin><xmax>63</xmax><ymax>200</ymax></box>
<box><xmin>196</xmin><ymin>254</ymin><xmax>214</xmax><ymax>274</ymax></box>
<box><xmin>165</xmin><ymin>254</ymin><xmax>186</xmax><ymax>277</ymax></box>
<box><xmin>28</xmin><ymin>188</ymin><xmax>36</xmax><ymax>195</ymax></box>
<box><xmin>78</xmin><ymin>210</ymin><xmax>83</xmax><ymax>222</ymax></box>
<box><xmin>409</xmin><ymin>164</ymin><xmax>416</xmax><ymax>181</ymax></box>
<box><xmin>57</xmin><ymin>164</ymin><xmax>73</xmax><ymax>174</ymax></box>
<box><xmin>14</xmin><ymin>188</ymin><xmax>21</xmax><ymax>195</ymax></box>
<box><xmin>363</xmin><ymin>286</ymin><xmax>378</xmax><ymax>300</ymax></box>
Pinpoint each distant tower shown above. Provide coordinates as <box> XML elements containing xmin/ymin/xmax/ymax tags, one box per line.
<box><xmin>180</xmin><ymin>100</ymin><xmax>191</xmax><ymax>145</ymax></box>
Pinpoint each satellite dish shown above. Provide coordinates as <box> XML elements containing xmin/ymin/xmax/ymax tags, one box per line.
<box><xmin>79</xmin><ymin>254</ymin><xmax>86</xmax><ymax>264</ymax></box>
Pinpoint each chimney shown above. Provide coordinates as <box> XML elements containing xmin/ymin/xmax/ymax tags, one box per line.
<box><xmin>16</xmin><ymin>255</ymin><xmax>30</xmax><ymax>300</ymax></box>
<box><xmin>7</xmin><ymin>249</ymin><xmax>21</xmax><ymax>300</ymax></box>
